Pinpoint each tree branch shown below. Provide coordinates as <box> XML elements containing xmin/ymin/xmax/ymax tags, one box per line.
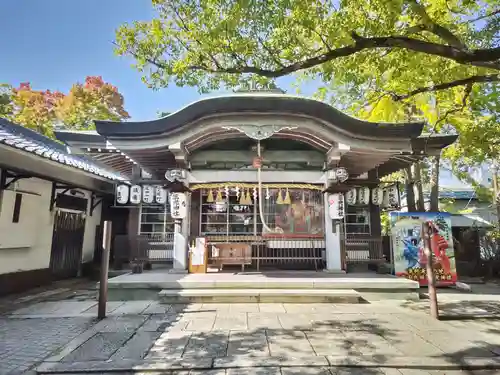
<box><xmin>405</xmin><ymin>0</ymin><xmax>466</xmax><ymax>48</ymax></box>
<box><xmin>186</xmin><ymin>34</ymin><xmax>500</xmax><ymax>77</ymax></box>
<box><xmin>111</xmin><ymin>41</ymin><xmax>169</xmax><ymax>71</ymax></box>
<box><xmin>466</xmin><ymin>9</ymin><xmax>500</xmax><ymax>24</ymax></box>
<box><xmin>435</xmin><ymin>83</ymin><xmax>472</xmax><ymax>128</ymax></box>
<box><xmin>166</xmin><ymin>3</ymin><xmax>223</xmax><ymax>70</ymax></box>
<box><xmin>390</xmin><ymin>74</ymin><xmax>500</xmax><ymax>101</ymax></box>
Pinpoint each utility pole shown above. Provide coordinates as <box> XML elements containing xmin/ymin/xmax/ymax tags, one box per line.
<box><xmin>422</xmin><ymin>221</ymin><xmax>439</xmax><ymax>319</ymax></box>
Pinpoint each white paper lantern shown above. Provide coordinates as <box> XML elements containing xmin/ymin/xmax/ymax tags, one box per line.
<box><xmin>371</xmin><ymin>187</ymin><xmax>383</xmax><ymax>205</ymax></box>
<box><xmin>382</xmin><ymin>188</ymin><xmax>389</xmax><ymax>208</ymax></box>
<box><xmin>142</xmin><ymin>185</ymin><xmax>154</xmax><ymax>204</ymax></box>
<box><xmin>345</xmin><ymin>188</ymin><xmax>357</xmax><ymax>205</ymax></box>
<box><xmin>358</xmin><ymin>187</ymin><xmax>370</xmax><ymax>205</ymax></box>
<box><xmin>116</xmin><ymin>184</ymin><xmax>129</xmax><ymax>205</ymax></box>
<box><xmin>387</xmin><ymin>185</ymin><xmax>400</xmax><ymax>207</ymax></box>
<box><xmin>155</xmin><ymin>185</ymin><xmax>167</xmax><ymax>204</ymax></box>
<box><xmin>129</xmin><ymin>185</ymin><xmax>142</xmax><ymax>204</ymax></box>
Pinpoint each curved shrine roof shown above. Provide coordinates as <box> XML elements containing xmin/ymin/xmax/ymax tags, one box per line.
<box><xmin>94</xmin><ymin>93</ymin><xmax>425</xmax><ymax>139</ymax></box>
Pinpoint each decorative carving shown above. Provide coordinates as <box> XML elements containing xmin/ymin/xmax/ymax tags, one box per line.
<box><xmin>222</xmin><ymin>125</ymin><xmax>297</xmax><ymax>140</ymax></box>
<box><xmin>165</xmin><ymin>169</ymin><xmax>186</xmax><ymax>182</ymax></box>
<box><xmin>326</xmin><ymin>167</ymin><xmax>349</xmax><ymax>183</ymax></box>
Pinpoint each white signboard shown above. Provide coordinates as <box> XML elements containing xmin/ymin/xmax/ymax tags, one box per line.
<box><xmin>116</xmin><ymin>184</ymin><xmax>129</xmax><ymax>205</ymax></box>
<box><xmin>170</xmin><ymin>192</ymin><xmax>187</xmax><ymax>219</ymax></box>
<box><xmin>129</xmin><ymin>185</ymin><xmax>142</xmax><ymax>204</ymax></box>
<box><xmin>328</xmin><ymin>193</ymin><xmax>345</xmax><ymax>220</ymax></box>
<box><xmin>155</xmin><ymin>185</ymin><xmax>167</xmax><ymax>204</ymax></box>
<box><xmin>191</xmin><ymin>237</ymin><xmax>206</xmax><ymax>266</ymax></box>
<box><xmin>142</xmin><ymin>185</ymin><xmax>154</xmax><ymax>204</ymax></box>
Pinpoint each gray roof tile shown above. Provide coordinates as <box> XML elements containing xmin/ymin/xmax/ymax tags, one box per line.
<box><xmin>0</xmin><ymin>118</ymin><xmax>122</xmax><ymax>181</ymax></box>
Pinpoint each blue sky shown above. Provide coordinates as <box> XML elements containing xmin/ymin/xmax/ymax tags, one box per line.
<box><xmin>0</xmin><ymin>0</ymin><xmax>315</xmax><ymax>121</ymax></box>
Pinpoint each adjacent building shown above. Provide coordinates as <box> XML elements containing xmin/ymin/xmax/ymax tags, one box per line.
<box><xmin>0</xmin><ymin>118</ymin><xmax>122</xmax><ymax>294</ymax></box>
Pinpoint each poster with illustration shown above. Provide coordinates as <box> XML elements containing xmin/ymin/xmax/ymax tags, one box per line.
<box><xmin>389</xmin><ymin>212</ymin><xmax>456</xmax><ymax>286</ymax></box>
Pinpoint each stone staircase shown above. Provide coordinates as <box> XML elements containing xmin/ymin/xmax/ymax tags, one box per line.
<box><xmin>105</xmin><ymin>271</ymin><xmax>420</xmax><ymax>302</ymax></box>
<box><xmin>158</xmin><ymin>288</ymin><xmax>362</xmax><ymax>303</ymax></box>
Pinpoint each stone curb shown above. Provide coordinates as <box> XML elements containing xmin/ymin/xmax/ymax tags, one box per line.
<box><xmin>36</xmin><ymin>355</ymin><xmax>500</xmax><ymax>373</ymax></box>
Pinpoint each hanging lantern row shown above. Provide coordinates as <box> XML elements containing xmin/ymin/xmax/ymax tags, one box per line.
<box><xmin>345</xmin><ymin>184</ymin><xmax>400</xmax><ymax>208</ymax></box>
<box><xmin>116</xmin><ymin>184</ymin><xmax>168</xmax><ymax>205</ymax></box>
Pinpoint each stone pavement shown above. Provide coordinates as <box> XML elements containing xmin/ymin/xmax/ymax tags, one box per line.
<box><xmin>0</xmin><ymin>317</ymin><xmax>94</xmax><ymax>375</ymax></box>
<box><xmin>2</xmin><ymin>299</ymin><xmax>499</xmax><ymax>375</ymax></box>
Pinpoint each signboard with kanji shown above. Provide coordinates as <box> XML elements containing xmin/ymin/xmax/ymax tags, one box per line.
<box><xmin>170</xmin><ymin>192</ymin><xmax>187</xmax><ymax>219</ymax></box>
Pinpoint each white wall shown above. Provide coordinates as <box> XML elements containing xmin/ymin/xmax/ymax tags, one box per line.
<box><xmin>0</xmin><ymin>177</ymin><xmax>102</xmax><ymax>275</ymax></box>
<box><xmin>81</xmin><ymin>191</ymin><xmax>101</xmax><ymax>264</ymax></box>
<box><xmin>0</xmin><ymin>178</ymin><xmax>55</xmax><ymax>274</ymax></box>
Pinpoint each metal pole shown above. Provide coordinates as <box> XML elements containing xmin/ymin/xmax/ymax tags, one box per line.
<box><xmin>98</xmin><ymin>220</ymin><xmax>112</xmax><ymax>320</ymax></box>
<box><xmin>422</xmin><ymin>221</ymin><xmax>439</xmax><ymax>319</ymax></box>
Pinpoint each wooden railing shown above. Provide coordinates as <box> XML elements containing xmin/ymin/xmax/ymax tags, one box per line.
<box><xmin>113</xmin><ymin>233</ymin><xmax>174</xmax><ymax>267</ymax></box>
<box><xmin>205</xmin><ymin>234</ymin><xmax>326</xmax><ymax>271</ymax></box>
<box><xmin>341</xmin><ymin>234</ymin><xmax>385</xmax><ymax>264</ymax></box>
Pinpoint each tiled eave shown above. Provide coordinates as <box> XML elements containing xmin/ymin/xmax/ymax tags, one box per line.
<box><xmin>0</xmin><ymin>118</ymin><xmax>124</xmax><ymax>182</ymax></box>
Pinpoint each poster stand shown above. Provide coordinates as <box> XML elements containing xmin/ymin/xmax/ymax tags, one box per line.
<box><xmin>389</xmin><ymin>211</ymin><xmax>457</xmax><ymax>286</ymax></box>
<box><xmin>188</xmin><ymin>237</ymin><xmax>208</xmax><ymax>273</ymax></box>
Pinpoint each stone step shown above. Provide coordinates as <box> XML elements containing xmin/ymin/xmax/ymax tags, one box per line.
<box><xmin>36</xmin><ymin>355</ymin><xmax>500</xmax><ymax>374</ymax></box>
<box><xmin>157</xmin><ymin>288</ymin><xmax>362</xmax><ymax>304</ymax></box>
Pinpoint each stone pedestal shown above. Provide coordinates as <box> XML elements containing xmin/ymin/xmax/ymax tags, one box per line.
<box><xmin>323</xmin><ymin>193</ymin><xmax>343</xmax><ymax>272</ymax></box>
<box><xmin>172</xmin><ymin>221</ymin><xmax>187</xmax><ymax>271</ymax></box>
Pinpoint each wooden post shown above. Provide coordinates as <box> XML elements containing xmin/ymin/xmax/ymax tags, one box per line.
<box><xmin>98</xmin><ymin>220</ymin><xmax>112</xmax><ymax>320</ymax></box>
<box><xmin>492</xmin><ymin>166</ymin><xmax>500</xmax><ymax>228</ymax></box>
<box><xmin>422</xmin><ymin>221</ymin><xmax>439</xmax><ymax>319</ymax></box>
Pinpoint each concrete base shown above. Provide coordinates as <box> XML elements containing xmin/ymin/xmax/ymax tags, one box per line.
<box><xmin>322</xmin><ymin>269</ymin><xmax>346</xmax><ymax>274</ymax></box>
<box><xmin>104</xmin><ymin>270</ymin><xmax>419</xmax><ymax>302</ymax></box>
<box><xmin>168</xmin><ymin>269</ymin><xmax>188</xmax><ymax>274</ymax></box>
<box><xmin>158</xmin><ymin>288</ymin><xmax>361</xmax><ymax>304</ymax></box>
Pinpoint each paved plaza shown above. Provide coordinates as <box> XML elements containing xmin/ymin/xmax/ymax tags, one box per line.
<box><xmin>1</xmin><ymin>288</ymin><xmax>500</xmax><ymax>375</ymax></box>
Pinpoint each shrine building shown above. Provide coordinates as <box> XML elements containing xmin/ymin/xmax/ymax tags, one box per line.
<box><xmin>54</xmin><ymin>90</ymin><xmax>457</xmax><ymax>273</ymax></box>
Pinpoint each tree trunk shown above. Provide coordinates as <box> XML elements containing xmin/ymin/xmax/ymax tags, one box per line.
<box><xmin>429</xmin><ymin>154</ymin><xmax>441</xmax><ymax>212</ymax></box>
<box><xmin>412</xmin><ymin>162</ymin><xmax>426</xmax><ymax>211</ymax></box>
<box><xmin>404</xmin><ymin>167</ymin><xmax>417</xmax><ymax>212</ymax></box>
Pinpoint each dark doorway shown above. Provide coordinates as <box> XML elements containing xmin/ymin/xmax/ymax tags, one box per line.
<box><xmin>49</xmin><ymin>210</ymin><xmax>86</xmax><ymax>279</ymax></box>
